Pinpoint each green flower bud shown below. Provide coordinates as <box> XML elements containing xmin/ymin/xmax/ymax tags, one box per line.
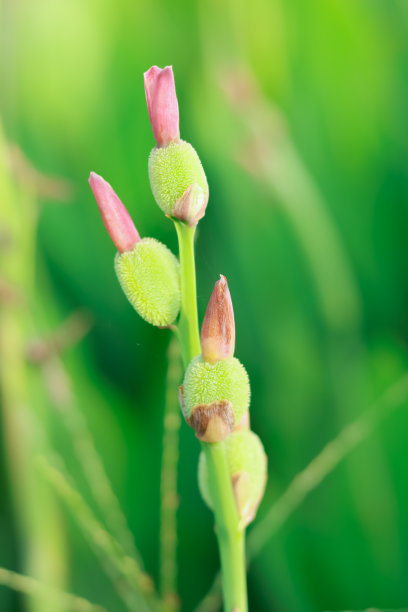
<box><xmin>148</xmin><ymin>140</ymin><xmax>209</xmax><ymax>219</ymax></box>
<box><xmin>198</xmin><ymin>430</ymin><xmax>267</xmax><ymax>527</ymax></box>
<box><xmin>181</xmin><ymin>356</ymin><xmax>250</xmax><ymax>442</ymax></box>
<box><xmin>115</xmin><ymin>237</ymin><xmax>180</xmax><ymax>327</ymax></box>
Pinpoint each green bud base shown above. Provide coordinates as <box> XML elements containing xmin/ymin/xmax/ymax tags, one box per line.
<box><xmin>182</xmin><ymin>355</ymin><xmax>250</xmax><ymax>424</ymax></box>
<box><xmin>199</xmin><ymin>430</ymin><xmax>267</xmax><ymax>526</ymax></box>
<box><xmin>115</xmin><ymin>238</ymin><xmax>180</xmax><ymax>326</ymax></box>
<box><xmin>149</xmin><ymin>140</ymin><xmax>208</xmax><ymax>215</ymax></box>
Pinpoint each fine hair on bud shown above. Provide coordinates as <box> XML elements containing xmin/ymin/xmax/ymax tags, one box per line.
<box><xmin>115</xmin><ymin>237</ymin><xmax>180</xmax><ymax>327</ymax></box>
<box><xmin>198</xmin><ymin>430</ymin><xmax>267</xmax><ymax>527</ymax></box>
<box><xmin>179</xmin><ymin>384</ymin><xmax>235</xmax><ymax>442</ymax></box>
<box><xmin>182</xmin><ymin>355</ymin><xmax>250</xmax><ymax>432</ymax></box>
<box><xmin>148</xmin><ymin>140</ymin><xmax>208</xmax><ymax>217</ymax></box>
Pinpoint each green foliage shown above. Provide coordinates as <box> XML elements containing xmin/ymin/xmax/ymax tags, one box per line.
<box><xmin>115</xmin><ymin>238</ymin><xmax>180</xmax><ymax>327</ymax></box>
<box><xmin>148</xmin><ymin>141</ymin><xmax>208</xmax><ymax>215</ymax></box>
<box><xmin>182</xmin><ymin>356</ymin><xmax>250</xmax><ymax>422</ymax></box>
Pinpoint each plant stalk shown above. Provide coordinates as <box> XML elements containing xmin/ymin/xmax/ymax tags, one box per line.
<box><xmin>174</xmin><ymin>221</ymin><xmax>248</xmax><ymax>612</ymax></box>
<box><xmin>174</xmin><ymin>223</ymin><xmax>201</xmax><ymax>366</ymax></box>
<box><xmin>202</xmin><ymin>443</ymin><xmax>247</xmax><ymax>612</ymax></box>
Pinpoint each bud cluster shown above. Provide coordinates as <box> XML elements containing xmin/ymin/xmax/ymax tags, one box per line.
<box><xmin>181</xmin><ymin>275</ymin><xmax>267</xmax><ymax>526</ymax></box>
<box><xmin>89</xmin><ymin>66</ymin><xmax>210</xmax><ymax>327</ymax></box>
<box><xmin>89</xmin><ymin>65</ymin><xmax>267</xmax><ymax>530</ymax></box>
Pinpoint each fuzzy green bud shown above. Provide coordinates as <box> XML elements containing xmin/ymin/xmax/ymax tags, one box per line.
<box><xmin>198</xmin><ymin>430</ymin><xmax>267</xmax><ymax>527</ymax></box>
<box><xmin>181</xmin><ymin>355</ymin><xmax>250</xmax><ymax>442</ymax></box>
<box><xmin>148</xmin><ymin>140</ymin><xmax>208</xmax><ymax>221</ymax></box>
<box><xmin>115</xmin><ymin>237</ymin><xmax>180</xmax><ymax>327</ymax></box>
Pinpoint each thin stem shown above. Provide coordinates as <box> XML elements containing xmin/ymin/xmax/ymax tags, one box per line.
<box><xmin>0</xmin><ymin>567</ymin><xmax>107</xmax><ymax>612</ymax></box>
<box><xmin>174</xmin><ymin>222</ymin><xmax>201</xmax><ymax>366</ymax></box>
<box><xmin>0</xmin><ymin>127</ymin><xmax>67</xmax><ymax>612</ymax></box>
<box><xmin>174</xmin><ymin>221</ymin><xmax>248</xmax><ymax>612</ymax></box>
<box><xmin>160</xmin><ymin>337</ymin><xmax>183</xmax><ymax>611</ymax></box>
<box><xmin>42</xmin><ymin>356</ymin><xmax>144</xmax><ymax>566</ymax></box>
<box><xmin>248</xmin><ymin>372</ymin><xmax>408</xmax><ymax>561</ymax></box>
<box><xmin>39</xmin><ymin>456</ymin><xmax>160</xmax><ymax>612</ymax></box>
<box><xmin>202</xmin><ymin>443</ymin><xmax>247</xmax><ymax>612</ymax></box>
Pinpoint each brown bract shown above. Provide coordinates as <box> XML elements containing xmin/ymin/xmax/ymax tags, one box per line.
<box><xmin>186</xmin><ymin>399</ymin><xmax>235</xmax><ymax>442</ymax></box>
<box><xmin>178</xmin><ymin>384</ymin><xmax>186</xmax><ymax>416</ymax></box>
<box><xmin>232</xmin><ymin>457</ymin><xmax>268</xmax><ymax>528</ymax></box>
<box><xmin>232</xmin><ymin>471</ymin><xmax>253</xmax><ymax>527</ymax></box>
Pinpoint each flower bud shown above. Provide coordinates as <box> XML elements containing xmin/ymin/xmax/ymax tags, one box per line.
<box><xmin>144</xmin><ymin>65</ymin><xmax>209</xmax><ymax>223</ymax></box>
<box><xmin>115</xmin><ymin>238</ymin><xmax>180</xmax><ymax>327</ymax></box>
<box><xmin>172</xmin><ymin>183</ymin><xmax>207</xmax><ymax>227</ymax></box>
<box><xmin>181</xmin><ymin>355</ymin><xmax>250</xmax><ymax>442</ymax></box>
<box><xmin>198</xmin><ymin>430</ymin><xmax>267</xmax><ymax>527</ymax></box>
<box><xmin>89</xmin><ymin>172</ymin><xmax>140</xmax><ymax>253</ymax></box>
<box><xmin>148</xmin><ymin>140</ymin><xmax>208</xmax><ymax>219</ymax></box>
<box><xmin>201</xmin><ymin>275</ymin><xmax>235</xmax><ymax>363</ymax></box>
<box><xmin>144</xmin><ymin>66</ymin><xmax>180</xmax><ymax>148</ymax></box>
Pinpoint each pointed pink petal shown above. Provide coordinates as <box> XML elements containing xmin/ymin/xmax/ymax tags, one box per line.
<box><xmin>144</xmin><ymin>65</ymin><xmax>180</xmax><ymax>147</ymax></box>
<box><xmin>89</xmin><ymin>172</ymin><xmax>140</xmax><ymax>252</ymax></box>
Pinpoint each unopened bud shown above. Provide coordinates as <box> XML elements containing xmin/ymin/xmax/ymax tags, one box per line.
<box><xmin>144</xmin><ymin>65</ymin><xmax>180</xmax><ymax>148</ymax></box>
<box><xmin>89</xmin><ymin>172</ymin><xmax>140</xmax><ymax>253</ymax></box>
<box><xmin>201</xmin><ymin>275</ymin><xmax>235</xmax><ymax>363</ymax></box>
<box><xmin>172</xmin><ymin>183</ymin><xmax>207</xmax><ymax>227</ymax></box>
<box><xmin>198</xmin><ymin>430</ymin><xmax>267</xmax><ymax>527</ymax></box>
<box><xmin>145</xmin><ymin>65</ymin><xmax>208</xmax><ymax>221</ymax></box>
<box><xmin>115</xmin><ymin>238</ymin><xmax>180</xmax><ymax>327</ymax></box>
<box><xmin>181</xmin><ymin>355</ymin><xmax>250</xmax><ymax>441</ymax></box>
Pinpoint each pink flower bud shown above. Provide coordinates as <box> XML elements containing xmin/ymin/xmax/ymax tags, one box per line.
<box><xmin>201</xmin><ymin>275</ymin><xmax>235</xmax><ymax>363</ymax></box>
<box><xmin>89</xmin><ymin>172</ymin><xmax>140</xmax><ymax>253</ymax></box>
<box><xmin>144</xmin><ymin>65</ymin><xmax>180</xmax><ymax>148</ymax></box>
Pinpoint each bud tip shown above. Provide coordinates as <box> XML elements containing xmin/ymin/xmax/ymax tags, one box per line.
<box><xmin>172</xmin><ymin>183</ymin><xmax>208</xmax><ymax>226</ymax></box>
<box><xmin>144</xmin><ymin>65</ymin><xmax>180</xmax><ymax>148</ymax></box>
<box><xmin>201</xmin><ymin>275</ymin><xmax>235</xmax><ymax>363</ymax></box>
<box><xmin>89</xmin><ymin>171</ymin><xmax>140</xmax><ymax>253</ymax></box>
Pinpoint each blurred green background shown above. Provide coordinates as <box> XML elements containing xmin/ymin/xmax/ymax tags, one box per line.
<box><xmin>1</xmin><ymin>0</ymin><xmax>408</xmax><ymax>610</ymax></box>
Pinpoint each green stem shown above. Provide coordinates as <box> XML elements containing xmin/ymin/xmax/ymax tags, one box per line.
<box><xmin>174</xmin><ymin>221</ymin><xmax>248</xmax><ymax>612</ymax></box>
<box><xmin>174</xmin><ymin>222</ymin><xmax>201</xmax><ymax>366</ymax></box>
<box><xmin>202</xmin><ymin>443</ymin><xmax>247</xmax><ymax>612</ymax></box>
